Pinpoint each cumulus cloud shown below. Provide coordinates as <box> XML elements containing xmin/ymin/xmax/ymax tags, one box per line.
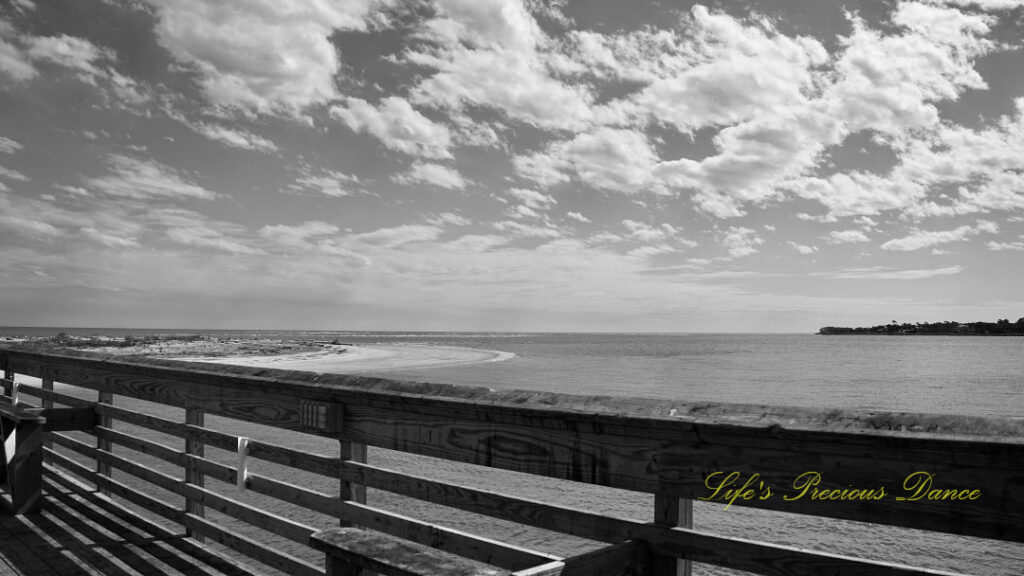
<box><xmin>406</xmin><ymin>0</ymin><xmax>594</xmax><ymax>130</ymax></box>
<box><xmin>787</xmin><ymin>241</ymin><xmax>817</xmax><ymax>254</ymax></box>
<box><xmin>518</xmin><ymin>128</ymin><xmax>660</xmax><ymax>193</ymax></box>
<box><xmin>151</xmin><ymin>0</ymin><xmax>374</xmax><ymax>114</ymax></box>
<box><xmin>394</xmin><ymin>162</ymin><xmax>468</xmax><ymax>190</ymax></box>
<box><xmin>331</xmin><ymin>97</ymin><xmax>452</xmax><ymax>159</ymax></box>
<box><xmin>634</xmin><ymin>6</ymin><xmax>828</xmax><ymax>133</ymax></box>
<box><xmin>825</xmin><ymin>5</ymin><xmax>994</xmax><ymax>136</ymax></box>
<box><xmin>566</xmin><ymin>211</ymin><xmax>591</xmax><ymax>223</ymax></box>
<box><xmin>85</xmin><ymin>155</ymin><xmax>217</xmax><ymax>200</ymax></box>
<box><xmin>506</xmin><ymin>188</ymin><xmax>556</xmax><ymax>210</ymax></box>
<box><xmin>720</xmin><ymin>226</ymin><xmax>764</xmax><ymax>257</ymax></box>
<box><xmin>827</xmin><ymin>229</ymin><xmax>872</xmax><ymax>244</ymax></box>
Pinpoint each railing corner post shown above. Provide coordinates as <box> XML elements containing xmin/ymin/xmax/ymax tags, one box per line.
<box><xmin>653</xmin><ymin>494</ymin><xmax>693</xmax><ymax>576</ymax></box>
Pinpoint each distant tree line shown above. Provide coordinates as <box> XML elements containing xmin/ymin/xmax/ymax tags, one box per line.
<box><xmin>819</xmin><ymin>318</ymin><xmax>1024</xmax><ymax>335</ymax></box>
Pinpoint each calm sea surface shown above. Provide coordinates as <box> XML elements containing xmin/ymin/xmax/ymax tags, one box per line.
<box><xmin>4</xmin><ymin>329</ymin><xmax>1023</xmax><ymax>574</ymax></box>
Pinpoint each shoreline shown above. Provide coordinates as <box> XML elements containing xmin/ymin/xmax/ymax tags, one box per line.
<box><xmin>172</xmin><ymin>343</ymin><xmax>516</xmax><ymax>373</ymax></box>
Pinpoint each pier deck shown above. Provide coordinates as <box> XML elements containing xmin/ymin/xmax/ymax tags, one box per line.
<box><xmin>0</xmin><ymin>471</ymin><xmax>256</xmax><ymax>576</ymax></box>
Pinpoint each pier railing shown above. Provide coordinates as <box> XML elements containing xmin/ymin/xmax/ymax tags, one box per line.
<box><xmin>1</xmin><ymin>347</ymin><xmax>1022</xmax><ymax>576</ymax></box>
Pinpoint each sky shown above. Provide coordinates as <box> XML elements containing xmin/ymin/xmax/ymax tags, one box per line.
<box><xmin>1</xmin><ymin>0</ymin><xmax>1023</xmax><ymax>333</ymax></box>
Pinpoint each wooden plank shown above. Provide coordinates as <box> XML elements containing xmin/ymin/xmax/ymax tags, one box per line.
<box><xmin>95</xmin><ymin>391</ymin><xmax>112</xmax><ymax>484</ymax></box>
<box><xmin>340</xmin><ymin>500</ymin><xmax>560</xmax><ymax>571</ymax></box>
<box><xmin>180</xmin><ymin>513</ymin><xmax>321</xmax><ymax>576</ymax></box>
<box><xmin>653</xmin><ymin>495</ymin><xmax>692</xmax><ymax>576</ymax></box>
<box><xmin>23</xmin><ymin>385</ymin><xmax>94</xmax><ymax>408</ymax></box>
<box><xmin>5</xmin><ymin>349</ymin><xmax>1024</xmax><ymax>543</ymax></box>
<box><xmin>311</xmin><ymin>526</ymin><xmax>512</xmax><ymax>576</ymax></box>
<box><xmin>45</xmin><ymin>448</ymin><xmax>184</xmax><ymax>522</ymax></box>
<box><xmin>339</xmin><ymin>459</ymin><xmax>632</xmax><ymax>542</ymax></box>
<box><xmin>180</xmin><ymin>482</ymin><xmax>316</xmax><ymax>546</ymax></box>
<box><xmin>184</xmin><ymin>405</ymin><xmax>204</xmax><ymax>540</ymax></box>
<box><xmin>248</xmin><ymin>437</ymin><xmax>339</xmax><ymax>478</ymax></box>
<box><xmin>514</xmin><ymin>541</ymin><xmax>648</xmax><ymax>576</ymax></box>
<box><xmin>344</xmin><ymin>463</ymin><xmax>971</xmax><ymax>576</ymax></box>
<box><xmin>247</xmin><ymin>472</ymin><xmax>339</xmax><ymax>514</ymax></box>
<box><xmin>49</xmin><ymin>432</ymin><xmax>182</xmax><ymax>495</ymax></box>
<box><xmin>41</xmin><ymin>378</ymin><xmax>53</xmax><ymax>452</ymax></box>
<box><xmin>95</xmin><ymin>426</ymin><xmax>185</xmax><ymax>467</ymax></box>
<box><xmin>339</xmin><ymin>439</ymin><xmax>366</xmax><ymax>520</ymax></box>
<box><xmin>96</xmin><ymin>403</ymin><xmax>185</xmax><ymax>437</ymax></box>
<box><xmin>42</xmin><ymin>465</ymin><xmax>265</xmax><ymax>576</ymax></box>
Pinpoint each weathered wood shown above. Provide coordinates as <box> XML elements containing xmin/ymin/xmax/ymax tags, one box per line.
<box><xmin>0</xmin><ymin>403</ymin><xmax>45</xmax><ymax>514</ymax></box>
<box><xmin>45</xmin><ymin>448</ymin><xmax>183</xmax><ymax>521</ymax></box>
<box><xmin>41</xmin><ymin>464</ymin><xmax>263</xmax><ymax>576</ymax></box>
<box><xmin>653</xmin><ymin>495</ymin><xmax>692</xmax><ymax>576</ymax></box>
<box><xmin>340</xmin><ymin>438</ymin><xmax>367</xmax><ymax>519</ymax></box>
<box><xmin>95</xmin><ymin>390</ymin><xmax>112</xmax><ymax>497</ymax></box>
<box><xmin>21</xmin><ymin>384</ymin><xmax>93</xmax><ymax>408</ymax></box>
<box><xmin>248</xmin><ymin>471</ymin><xmax>339</xmax><ymax>514</ymax></box>
<box><xmin>311</xmin><ymin>527</ymin><xmax>512</xmax><ymax>576</ymax></box>
<box><xmin>180</xmin><ymin>513</ymin><xmax>322</xmax><ymax>576</ymax></box>
<box><xmin>41</xmin><ymin>378</ymin><xmax>52</xmax><ymax>451</ymax></box>
<box><xmin>95</xmin><ymin>426</ymin><xmax>185</xmax><ymax>466</ymax></box>
<box><xmin>4</xmin><ymin>349</ymin><xmax>1021</xmax><ymax>543</ymax></box>
<box><xmin>184</xmin><ymin>405</ymin><xmax>204</xmax><ymax>540</ymax></box>
<box><xmin>513</xmin><ymin>541</ymin><xmax>648</xmax><ymax>576</ymax></box>
<box><xmin>339</xmin><ymin>500</ymin><xmax>560</xmax><ymax>571</ymax></box>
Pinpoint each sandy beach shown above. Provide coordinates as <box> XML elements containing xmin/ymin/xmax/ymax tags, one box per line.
<box><xmin>173</xmin><ymin>343</ymin><xmax>515</xmax><ymax>373</ymax></box>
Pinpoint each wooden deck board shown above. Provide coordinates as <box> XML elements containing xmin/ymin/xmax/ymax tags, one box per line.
<box><xmin>0</xmin><ymin>477</ymin><xmax>270</xmax><ymax>576</ymax></box>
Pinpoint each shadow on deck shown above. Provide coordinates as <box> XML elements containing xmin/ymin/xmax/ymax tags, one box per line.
<box><xmin>0</xmin><ymin>470</ymin><xmax>260</xmax><ymax>576</ymax></box>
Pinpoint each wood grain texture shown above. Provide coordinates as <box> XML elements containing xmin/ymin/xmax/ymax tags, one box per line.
<box><xmin>653</xmin><ymin>495</ymin><xmax>692</xmax><ymax>576</ymax></box>
<box><xmin>312</xmin><ymin>527</ymin><xmax>511</xmax><ymax>576</ymax></box>
<box><xmin>339</xmin><ymin>501</ymin><xmax>560</xmax><ymax>571</ymax></box>
<box><xmin>3</xmin><ymin>349</ymin><xmax>1022</xmax><ymax>576</ymax></box>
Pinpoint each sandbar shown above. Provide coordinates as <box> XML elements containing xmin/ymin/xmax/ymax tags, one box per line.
<box><xmin>174</xmin><ymin>343</ymin><xmax>515</xmax><ymax>373</ymax></box>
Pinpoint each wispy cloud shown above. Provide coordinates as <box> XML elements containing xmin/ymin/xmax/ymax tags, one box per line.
<box><xmin>816</xmin><ymin>266</ymin><xmax>964</xmax><ymax>280</ymax></box>
<box><xmin>85</xmin><ymin>155</ymin><xmax>217</xmax><ymax>200</ymax></box>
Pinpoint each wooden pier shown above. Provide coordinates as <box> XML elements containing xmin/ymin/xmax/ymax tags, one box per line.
<box><xmin>1</xmin><ymin>347</ymin><xmax>1022</xmax><ymax>576</ymax></box>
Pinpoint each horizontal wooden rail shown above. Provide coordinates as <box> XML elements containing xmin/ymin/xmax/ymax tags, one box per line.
<box><xmin>4</xmin><ymin>348</ymin><xmax>1021</xmax><ymax>544</ymax></box>
<box><xmin>3</xmin><ymin>347</ymin><xmax>1020</xmax><ymax>576</ymax></box>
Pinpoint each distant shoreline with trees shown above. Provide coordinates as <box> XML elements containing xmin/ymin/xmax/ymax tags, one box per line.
<box><xmin>818</xmin><ymin>318</ymin><xmax>1024</xmax><ymax>335</ymax></box>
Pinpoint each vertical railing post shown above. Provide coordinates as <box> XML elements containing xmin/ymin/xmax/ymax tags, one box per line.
<box><xmin>653</xmin><ymin>495</ymin><xmax>693</xmax><ymax>576</ymax></box>
<box><xmin>2</xmin><ymin>355</ymin><xmax>12</xmax><ymax>398</ymax></box>
<box><xmin>338</xmin><ymin>439</ymin><xmax>366</xmax><ymax>525</ymax></box>
<box><xmin>42</xmin><ymin>378</ymin><xmax>53</xmax><ymax>450</ymax></box>
<box><xmin>185</xmin><ymin>405</ymin><xmax>205</xmax><ymax>541</ymax></box>
<box><xmin>96</xmin><ymin>390</ymin><xmax>113</xmax><ymax>493</ymax></box>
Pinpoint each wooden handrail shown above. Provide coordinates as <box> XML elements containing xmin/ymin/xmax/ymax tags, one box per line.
<box><xmin>1</xmin><ymin>347</ymin><xmax>1021</xmax><ymax>576</ymax></box>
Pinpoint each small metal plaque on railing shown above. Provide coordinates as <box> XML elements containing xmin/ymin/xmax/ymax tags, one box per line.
<box><xmin>299</xmin><ymin>401</ymin><xmax>338</xmax><ymax>433</ymax></box>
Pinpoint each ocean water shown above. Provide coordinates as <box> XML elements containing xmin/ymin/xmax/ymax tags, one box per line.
<box><xmin>4</xmin><ymin>329</ymin><xmax>1024</xmax><ymax>574</ymax></box>
<box><xmin>329</xmin><ymin>332</ymin><xmax>1024</xmax><ymax>417</ymax></box>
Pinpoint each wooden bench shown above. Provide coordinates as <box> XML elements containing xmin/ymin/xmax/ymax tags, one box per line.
<box><xmin>0</xmin><ymin>396</ymin><xmax>46</xmax><ymax>514</ymax></box>
<box><xmin>311</xmin><ymin>527</ymin><xmax>651</xmax><ymax>576</ymax></box>
<box><xmin>1</xmin><ymin>378</ymin><xmax>98</xmax><ymax>515</ymax></box>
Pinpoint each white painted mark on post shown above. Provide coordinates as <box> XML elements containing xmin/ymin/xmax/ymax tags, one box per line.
<box><xmin>237</xmin><ymin>436</ymin><xmax>249</xmax><ymax>491</ymax></box>
<box><xmin>11</xmin><ymin>380</ymin><xmax>18</xmax><ymax>405</ymax></box>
